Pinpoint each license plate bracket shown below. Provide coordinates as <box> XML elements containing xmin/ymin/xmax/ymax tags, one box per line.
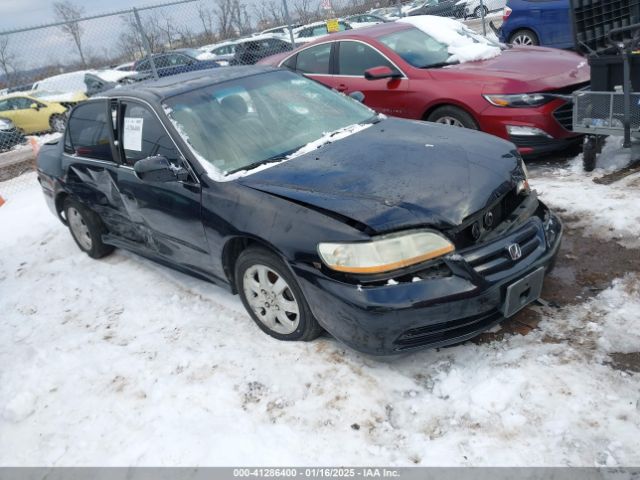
<box><xmin>502</xmin><ymin>267</ymin><xmax>545</xmax><ymax>317</ymax></box>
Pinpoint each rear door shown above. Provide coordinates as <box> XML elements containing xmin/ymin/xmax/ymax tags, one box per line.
<box><xmin>114</xmin><ymin>99</ymin><xmax>212</xmax><ymax>274</ymax></box>
<box><xmin>62</xmin><ymin>100</ymin><xmax>126</xmax><ymax>234</ymax></box>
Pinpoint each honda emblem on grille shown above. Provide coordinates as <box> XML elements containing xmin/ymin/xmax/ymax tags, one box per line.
<box><xmin>508</xmin><ymin>243</ymin><xmax>522</xmax><ymax>260</ymax></box>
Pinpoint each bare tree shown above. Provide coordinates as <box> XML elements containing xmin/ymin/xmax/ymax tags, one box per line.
<box><xmin>293</xmin><ymin>0</ymin><xmax>318</xmax><ymax>24</ymax></box>
<box><xmin>0</xmin><ymin>36</ymin><xmax>18</xmax><ymax>87</ymax></box>
<box><xmin>52</xmin><ymin>1</ymin><xmax>87</xmax><ymax>67</ymax></box>
<box><xmin>213</xmin><ymin>0</ymin><xmax>236</xmax><ymax>39</ymax></box>
<box><xmin>252</xmin><ymin>1</ymin><xmax>285</xmax><ymax>29</ymax></box>
<box><xmin>197</xmin><ymin>2</ymin><xmax>215</xmax><ymax>42</ymax></box>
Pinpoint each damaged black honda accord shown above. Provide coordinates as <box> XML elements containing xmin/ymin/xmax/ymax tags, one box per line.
<box><xmin>36</xmin><ymin>66</ymin><xmax>562</xmax><ymax>355</ymax></box>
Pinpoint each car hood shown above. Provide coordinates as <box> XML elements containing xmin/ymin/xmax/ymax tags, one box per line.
<box><xmin>436</xmin><ymin>46</ymin><xmax>590</xmax><ymax>92</ymax></box>
<box><xmin>237</xmin><ymin>118</ymin><xmax>520</xmax><ymax>234</ymax></box>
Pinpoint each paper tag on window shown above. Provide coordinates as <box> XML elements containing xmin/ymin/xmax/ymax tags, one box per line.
<box><xmin>123</xmin><ymin>117</ymin><xmax>143</xmax><ymax>151</ymax></box>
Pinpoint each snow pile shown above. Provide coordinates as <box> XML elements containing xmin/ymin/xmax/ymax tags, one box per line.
<box><xmin>0</xmin><ymin>180</ymin><xmax>639</xmax><ymax>466</ymax></box>
<box><xmin>399</xmin><ymin>16</ymin><xmax>501</xmax><ymax>63</ymax></box>
<box><xmin>530</xmin><ymin>139</ymin><xmax>640</xmax><ymax>248</ymax></box>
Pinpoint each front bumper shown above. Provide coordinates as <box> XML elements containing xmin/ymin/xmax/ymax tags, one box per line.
<box><xmin>293</xmin><ymin>212</ymin><xmax>562</xmax><ymax>355</ymax></box>
<box><xmin>479</xmin><ymin>99</ymin><xmax>581</xmax><ymax>156</ymax></box>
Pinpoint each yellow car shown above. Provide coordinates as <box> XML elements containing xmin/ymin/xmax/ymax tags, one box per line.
<box><xmin>0</xmin><ymin>91</ymin><xmax>85</xmax><ymax>134</ymax></box>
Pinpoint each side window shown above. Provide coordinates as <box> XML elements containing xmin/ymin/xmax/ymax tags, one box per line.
<box><xmin>13</xmin><ymin>97</ymin><xmax>33</xmax><ymax>109</ymax></box>
<box><xmin>137</xmin><ymin>59</ymin><xmax>150</xmax><ymax>71</ymax></box>
<box><xmin>0</xmin><ymin>99</ymin><xmax>8</xmax><ymax>111</ymax></box>
<box><xmin>281</xmin><ymin>54</ymin><xmax>297</xmax><ymax>70</ymax></box>
<box><xmin>297</xmin><ymin>28</ymin><xmax>312</xmax><ymax>38</ymax></box>
<box><xmin>339</xmin><ymin>22</ymin><xmax>350</xmax><ymax>31</ymax></box>
<box><xmin>296</xmin><ymin>43</ymin><xmax>331</xmax><ymax>74</ymax></box>
<box><xmin>312</xmin><ymin>25</ymin><xmax>328</xmax><ymax>36</ymax></box>
<box><xmin>66</xmin><ymin>101</ymin><xmax>114</xmax><ymax>161</ymax></box>
<box><xmin>338</xmin><ymin>41</ymin><xmax>398</xmax><ymax>76</ymax></box>
<box><xmin>121</xmin><ymin>101</ymin><xmax>181</xmax><ymax>166</ymax></box>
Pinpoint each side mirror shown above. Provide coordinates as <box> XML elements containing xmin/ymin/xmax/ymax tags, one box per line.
<box><xmin>30</xmin><ymin>103</ymin><xmax>40</xmax><ymax>110</ymax></box>
<box><xmin>134</xmin><ymin>155</ymin><xmax>188</xmax><ymax>183</ymax></box>
<box><xmin>364</xmin><ymin>66</ymin><xmax>402</xmax><ymax>81</ymax></box>
<box><xmin>349</xmin><ymin>91</ymin><xmax>365</xmax><ymax>103</ymax></box>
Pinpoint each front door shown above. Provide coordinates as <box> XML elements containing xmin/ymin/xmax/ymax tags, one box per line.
<box><xmin>330</xmin><ymin>40</ymin><xmax>409</xmax><ymax>117</ymax></box>
<box><xmin>114</xmin><ymin>99</ymin><xmax>212</xmax><ymax>275</ymax></box>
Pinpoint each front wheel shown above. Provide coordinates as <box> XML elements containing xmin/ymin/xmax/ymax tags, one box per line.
<box><xmin>64</xmin><ymin>198</ymin><xmax>114</xmax><ymax>258</ymax></box>
<box><xmin>427</xmin><ymin>105</ymin><xmax>479</xmax><ymax>130</ymax></box>
<box><xmin>235</xmin><ymin>247</ymin><xmax>323</xmax><ymax>342</ymax></box>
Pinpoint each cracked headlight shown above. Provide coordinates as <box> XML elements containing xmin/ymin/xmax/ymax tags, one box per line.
<box><xmin>517</xmin><ymin>158</ymin><xmax>530</xmax><ymax>195</ymax></box>
<box><xmin>318</xmin><ymin>230</ymin><xmax>454</xmax><ymax>274</ymax></box>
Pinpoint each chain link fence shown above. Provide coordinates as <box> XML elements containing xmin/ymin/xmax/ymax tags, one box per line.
<box><xmin>0</xmin><ymin>0</ymin><xmax>504</xmax><ymax>201</ymax></box>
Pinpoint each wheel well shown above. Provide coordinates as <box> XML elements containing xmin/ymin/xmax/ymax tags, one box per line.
<box><xmin>222</xmin><ymin>236</ymin><xmax>281</xmax><ymax>294</ymax></box>
<box><xmin>55</xmin><ymin>192</ymin><xmax>68</xmax><ymax>223</ymax></box>
<box><xmin>422</xmin><ymin>103</ymin><xmax>480</xmax><ymax>128</ymax></box>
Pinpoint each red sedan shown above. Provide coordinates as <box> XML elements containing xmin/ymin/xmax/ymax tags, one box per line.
<box><xmin>259</xmin><ymin>18</ymin><xmax>590</xmax><ymax>156</ymax></box>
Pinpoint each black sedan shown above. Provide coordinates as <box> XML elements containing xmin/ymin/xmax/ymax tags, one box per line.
<box><xmin>126</xmin><ymin>51</ymin><xmax>220</xmax><ymax>82</ymax></box>
<box><xmin>406</xmin><ymin>0</ymin><xmax>458</xmax><ymax>16</ymax></box>
<box><xmin>36</xmin><ymin>66</ymin><xmax>562</xmax><ymax>355</ymax></box>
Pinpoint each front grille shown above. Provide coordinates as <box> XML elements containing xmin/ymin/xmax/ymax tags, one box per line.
<box><xmin>553</xmin><ymin>102</ymin><xmax>573</xmax><ymax>131</ymax></box>
<box><xmin>463</xmin><ymin>223</ymin><xmax>541</xmax><ymax>278</ymax></box>
<box><xmin>509</xmin><ymin>134</ymin><xmax>560</xmax><ymax>148</ymax></box>
<box><xmin>394</xmin><ymin>310</ymin><xmax>501</xmax><ymax>350</ymax></box>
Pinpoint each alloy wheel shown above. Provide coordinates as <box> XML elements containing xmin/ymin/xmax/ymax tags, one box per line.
<box><xmin>242</xmin><ymin>264</ymin><xmax>300</xmax><ymax>334</ymax></box>
<box><xmin>435</xmin><ymin>116</ymin><xmax>465</xmax><ymax>127</ymax></box>
<box><xmin>512</xmin><ymin>34</ymin><xmax>534</xmax><ymax>46</ymax></box>
<box><xmin>67</xmin><ymin>207</ymin><xmax>93</xmax><ymax>250</ymax></box>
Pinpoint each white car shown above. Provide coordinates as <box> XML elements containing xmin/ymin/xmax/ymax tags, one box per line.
<box><xmin>293</xmin><ymin>20</ymin><xmax>352</xmax><ymax>43</ymax></box>
<box><xmin>455</xmin><ymin>0</ymin><xmax>506</xmax><ymax>18</ymax></box>
<box><xmin>197</xmin><ymin>41</ymin><xmax>237</xmax><ymax>65</ymax></box>
<box><xmin>343</xmin><ymin>14</ymin><xmax>388</xmax><ymax>29</ymax></box>
<box><xmin>33</xmin><ymin>69</ymin><xmax>135</xmax><ymax>97</ymax></box>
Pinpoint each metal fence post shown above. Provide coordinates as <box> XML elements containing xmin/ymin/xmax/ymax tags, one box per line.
<box><xmin>132</xmin><ymin>7</ymin><xmax>159</xmax><ymax>80</ymax></box>
<box><xmin>281</xmin><ymin>0</ymin><xmax>296</xmax><ymax>47</ymax></box>
<box><xmin>396</xmin><ymin>0</ymin><xmax>403</xmax><ymax>18</ymax></box>
<box><xmin>479</xmin><ymin>0</ymin><xmax>487</xmax><ymax>36</ymax></box>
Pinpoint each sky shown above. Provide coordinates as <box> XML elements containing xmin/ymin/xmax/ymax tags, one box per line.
<box><xmin>0</xmin><ymin>0</ymin><xmax>153</xmax><ymax>32</ymax></box>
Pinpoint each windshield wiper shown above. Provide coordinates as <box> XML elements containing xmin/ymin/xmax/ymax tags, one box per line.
<box><xmin>420</xmin><ymin>61</ymin><xmax>459</xmax><ymax>69</ymax></box>
<box><xmin>227</xmin><ymin>146</ymin><xmax>304</xmax><ymax>175</ymax></box>
<box><xmin>360</xmin><ymin>113</ymin><xmax>383</xmax><ymax>125</ymax></box>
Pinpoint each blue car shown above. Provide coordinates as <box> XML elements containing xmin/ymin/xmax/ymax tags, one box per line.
<box><xmin>499</xmin><ymin>0</ymin><xmax>573</xmax><ymax>49</ymax></box>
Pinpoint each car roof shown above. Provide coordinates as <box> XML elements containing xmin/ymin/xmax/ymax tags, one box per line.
<box><xmin>103</xmin><ymin>65</ymin><xmax>279</xmax><ymax>102</ymax></box>
<box><xmin>291</xmin><ymin>21</ymin><xmax>409</xmax><ymax>43</ymax></box>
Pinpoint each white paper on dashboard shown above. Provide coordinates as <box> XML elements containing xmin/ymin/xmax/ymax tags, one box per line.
<box><xmin>123</xmin><ymin>117</ymin><xmax>144</xmax><ymax>151</ymax></box>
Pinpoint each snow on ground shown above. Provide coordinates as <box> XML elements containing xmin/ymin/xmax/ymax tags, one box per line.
<box><xmin>0</xmin><ymin>173</ymin><xmax>639</xmax><ymax>466</ymax></box>
<box><xmin>530</xmin><ymin>139</ymin><xmax>640</xmax><ymax>248</ymax></box>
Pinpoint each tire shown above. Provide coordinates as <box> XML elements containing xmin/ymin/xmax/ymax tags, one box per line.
<box><xmin>509</xmin><ymin>29</ymin><xmax>539</xmax><ymax>46</ymax></box>
<box><xmin>474</xmin><ymin>5</ymin><xmax>488</xmax><ymax>18</ymax></box>
<box><xmin>427</xmin><ymin>105</ymin><xmax>479</xmax><ymax>130</ymax></box>
<box><xmin>50</xmin><ymin>114</ymin><xmax>66</xmax><ymax>133</ymax></box>
<box><xmin>235</xmin><ymin>246</ymin><xmax>323</xmax><ymax>342</ymax></box>
<box><xmin>582</xmin><ymin>137</ymin><xmax>597</xmax><ymax>172</ymax></box>
<box><xmin>63</xmin><ymin>197</ymin><xmax>114</xmax><ymax>259</ymax></box>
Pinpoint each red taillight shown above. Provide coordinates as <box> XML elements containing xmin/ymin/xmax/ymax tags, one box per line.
<box><xmin>503</xmin><ymin>6</ymin><xmax>512</xmax><ymax>22</ymax></box>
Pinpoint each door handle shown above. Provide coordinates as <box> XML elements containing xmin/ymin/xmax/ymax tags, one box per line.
<box><xmin>336</xmin><ymin>84</ymin><xmax>348</xmax><ymax>92</ymax></box>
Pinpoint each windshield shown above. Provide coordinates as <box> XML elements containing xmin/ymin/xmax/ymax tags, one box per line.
<box><xmin>164</xmin><ymin>70</ymin><xmax>376</xmax><ymax>177</ymax></box>
<box><xmin>380</xmin><ymin>28</ymin><xmax>450</xmax><ymax>68</ymax></box>
<box><xmin>380</xmin><ymin>25</ymin><xmax>501</xmax><ymax>67</ymax></box>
